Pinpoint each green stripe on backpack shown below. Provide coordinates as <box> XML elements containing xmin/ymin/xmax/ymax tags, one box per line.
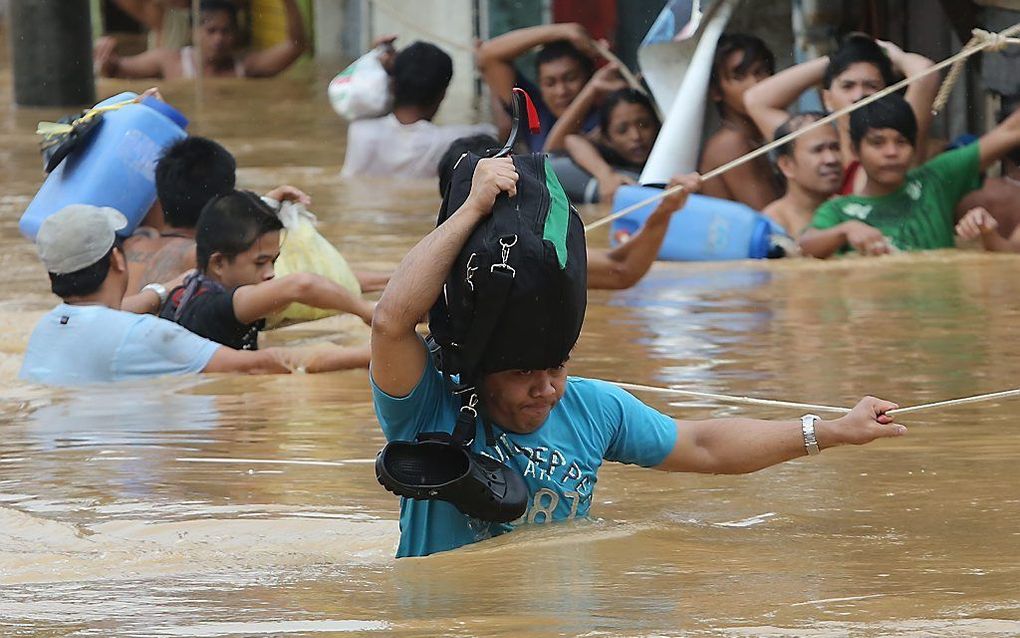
<box><xmin>543</xmin><ymin>157</ymin><xmax>570</xmax><ymax>269</ymax></box>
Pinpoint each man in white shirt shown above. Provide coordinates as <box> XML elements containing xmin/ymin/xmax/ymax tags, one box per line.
<box><xmin>20</xmin><ymin>205</ymin><xmax>361</xmax><ymax>386</ymax></box>
<box><xmin>341</xmin><ymin>41</ymin><xmax>497</xmax><ymax>179</ymax></box>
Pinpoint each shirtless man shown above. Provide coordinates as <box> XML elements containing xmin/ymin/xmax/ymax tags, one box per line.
<box><xmin>954</xmin><ymin>96</ymin><xmax>1020</xmax><ymax>251</ymax></box>
<box><xmin>94</xmin><ymin>0</ymin><xmax>306</xmax><ymax>79</ymax></box>
<box><xmin>699</xmin><ymin>33</ymin><xmax>781</xmax><ymax>210</ymax></box>
<box><xmin>763</xmin><ymin>112</ymin><xmax>843</xmax><ymax>237</ymax></box>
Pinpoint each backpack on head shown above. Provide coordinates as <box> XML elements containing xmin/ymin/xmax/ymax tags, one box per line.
<box><xmin>428</xmin><ymin>151</ymin><xmax>587</xmax><ymax>443</ymax></box>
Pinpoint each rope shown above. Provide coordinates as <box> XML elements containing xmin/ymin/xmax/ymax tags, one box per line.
<box><xmin>888</xmin><ymin>387</ymin><xmax>1020</xmax><ymax>416</ymax></box>
<box><xmin>36</xmin><ymin>98</ymin><xmax>135</xmax><ymax>141</ymax></box>
<box><xmin>931</xmin><ymin>29</ymin><xmax>1020</xmax><ymax>115</ymax></box>
<box><xmin>591</xmin><ymin>41</ymin><xmax>646</xmax><ymax>96</ymax></box>
<box><xmin>609</xmin><ymin>381</ymin><xmax>851</xmax><ymax>414</ymax></box>
<box><xmin>584</xmin><ymin>22</ymin><xmax>1020</xmax><ymax>234</ymax></box>
<box><xmin>612</xmin><ymin>380</ymin><xmax>1020</xmax><ymax>418</ymax></box>
<box><xmin>591</xmin><ymin>40</ymin><xmax>662</xmax><ymax>121</ymax></box>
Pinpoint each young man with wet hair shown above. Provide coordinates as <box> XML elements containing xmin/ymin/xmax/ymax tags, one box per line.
<box><xmin>763</xmin><ymin>112</ymin><xmax>844</xmax><ymax>237</ymax></box>
<box><xmin>698</xmin><ymin>33</ymin><xmax>781</xmax><ymax>210</ymax></box>
<box><xmin>799</xmin><ymin>93</ymin><xmax>1020</xmax><ymax>258</ymax></box>
<box><xmin>94</xmin><ymin>0</ymin><xmax>307</xmax><ymax>79</ymax></box>
<box><xmin>744</xmin><ymin>34</ymin><xmax>939</xmax><ymax>195</ymax></box>
<box><xmin>19</xmin><ymin>205</ymin><xmax>345</xmax><ymax>386</ymax></box>
<box><xmin>476</xmin><ymin>23</ymin><xmax>618</xmax><ymax>152</ymax></box>
<box><xmin>371</xmin><ymin>156</ymin><xmax>906</xmax><ymax>558</ymax></box>
<box><xmin>160</xmin><ymin>190</ymin><xmax>374</xmax><ymax>358</ymax></box>
<box><xmin>125</xmin><ymin>136</ymin><xmax>309</xmax><ymax>293</ymax></box>
<box><xmin>955</xmin><ymin>95</ymin><xmax>1020</xmax><ymax>251</ymax></box>
<box><xmin>341</xmin><ymin>40</ymin><xmax>497</xmax><ymax>178</ymax></box>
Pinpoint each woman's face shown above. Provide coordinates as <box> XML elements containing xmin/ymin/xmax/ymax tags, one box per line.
<box><xmin>537</xmin><ymin>57</ymin><xmax>590</xmax><ymax>118</ymax></box>
<box><xmin>823</xmin><ymin>62</ymin><xmax>886</xmax><ymax>112</ymax></box>
<box><xmin>604</xmin><ymin>101</ymin><xmax>659</xmax><ymax>166</ymax></box>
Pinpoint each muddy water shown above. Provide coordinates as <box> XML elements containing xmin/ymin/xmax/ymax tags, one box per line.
<box><xmin>2</xmin><ymin>54</ymin><xmax>1020</xmax><ymax>637</ymax></box>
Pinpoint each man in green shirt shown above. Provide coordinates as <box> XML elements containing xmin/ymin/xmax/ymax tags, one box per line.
<box><xmin>800</xmin><ymin>93</ymin><xmax>1020</xmax><ymax>258</ymax></box>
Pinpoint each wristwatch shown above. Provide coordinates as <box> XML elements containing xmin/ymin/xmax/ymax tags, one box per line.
<box><xmin>142</xmin><ymin>282</ymin><xmax>168</xmax><ymax>306</ymax></box>
<box><xmin>800</xmin><ymin>414</ymin><xmax>821</xmax><ymax>456</ymax></box>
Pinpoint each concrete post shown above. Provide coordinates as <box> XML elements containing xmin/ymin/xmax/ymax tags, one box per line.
<box><xmin>10</xmin><ymin>0</ymin><xmax>95</xmax><ymax>107</ymax></box>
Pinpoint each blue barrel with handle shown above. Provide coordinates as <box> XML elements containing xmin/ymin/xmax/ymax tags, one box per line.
<box><xmin>20</xmin><ymin>91</ymin><xmax>189</xmax><ymax>240</ymax></box>
<box><xmin>609</xmin><ymin>185</ymin><xmax>788</xmax><ymax>261</ymax></box>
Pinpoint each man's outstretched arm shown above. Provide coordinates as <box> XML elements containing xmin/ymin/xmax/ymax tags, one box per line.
<box><xmin>371</xmin><ymin>158</ymin><xmax>519</xmax><ymax>398</ymax></box>
<box><xmin>656</xmin><ymin>396</ymin><xmax>904</xmax><ymax>474</ymax></box>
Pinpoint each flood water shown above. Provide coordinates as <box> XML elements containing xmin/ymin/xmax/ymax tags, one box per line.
<box><xmin>3</xmin><ymin>50</ymin><xmax>1020</xmax><ymax>638</ymax></box>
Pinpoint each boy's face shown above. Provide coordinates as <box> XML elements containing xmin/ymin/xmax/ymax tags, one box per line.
<box><xmin>211</xmin><ymin>231</ymin><xmax>281</xmax><ymax>289</ymax></box>
<box><xmin>713</xmin><ymin>50</ymin><xmax>771</xmax><ymax>117</ymax></box>
<box><xmin>199</xmin><ymin>10</ymin><xmax>238</xmax><ymax>64</ymax></box>
<box><xmin>481</xmin><ymin>363</ymin><xmax>569</xmax><ymax>434</ymax></box>
<box><xmin>780</xmin><ymin>125</ymin><xmax>843</xmax><ymax>196</ymax></box>
<box><xmin>823</xmin><ymin>62</ymin><xmax>885</xmax><ymax>112</ymax></box>
<box><xmin>537</xmin><ymin>57</ymin><xmax>589</xmax><ymax>118</ymax></box>
<box><xmin>855</xmin><ymin>127</ymin><xmax>914</xmax><ymax>187</ymax></box>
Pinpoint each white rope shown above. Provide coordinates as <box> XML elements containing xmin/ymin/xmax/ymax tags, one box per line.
<box><xmin>611</xmin><ymin>381</ymin><xmax>1020</xmax><ymax>418</ymax></box>
<box><xmin>888</xmin><ymin>387</ymin><xmax>1020</xmax><ymax>416</ymax></box>
<box><xmin>584</xmin><ymin>22</ymin><xmax>1020</xmax><ymax>234</ymax></box>
<box><xmin>609</xmin><ymin>381</ymin><xmax>850</xmax><ymax>414</ymax></box>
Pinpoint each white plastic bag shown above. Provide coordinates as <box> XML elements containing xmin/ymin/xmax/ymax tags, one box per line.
<box><xmin>265</xmin><ymin>201</ymin><xmax>361</xmax><ymax>329</ymax></box>
<box><xmin>327</xmin><ymin>47</ymin><xmax>393</xmax><ymax>121</ymax></box>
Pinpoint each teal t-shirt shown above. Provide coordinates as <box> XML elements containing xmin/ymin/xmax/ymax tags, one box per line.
<box><xmin>809</xmin><ymin>143</ymin><xmax>981</xmax><ymax>252</ymax></box>
<box><xmin>371</xmin><ymin>341</ymin><xmax>678</xmax><ymax>558</ymax></box>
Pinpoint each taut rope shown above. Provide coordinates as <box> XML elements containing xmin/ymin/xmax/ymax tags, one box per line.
<box><xmin>611</xmin><ymin>381</ymin><xmax>1020</xmax><ymax>418</ymax></box>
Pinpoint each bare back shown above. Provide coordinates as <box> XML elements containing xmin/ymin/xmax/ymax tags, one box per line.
<box><xmin>956</xmin><ymin>178</ymin><xmax>1020</xmax><ymax>238</ymax></box>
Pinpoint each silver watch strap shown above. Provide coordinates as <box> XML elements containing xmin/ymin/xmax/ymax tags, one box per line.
<box><xmin>142</xmin><ymin>282</ymin><xmax>168</xmax><ymax>306</ymax></box>
<box><xmin>801</xmin><ymin>414</ymin><xmax>821</xmax><ymax>456</ymax></box>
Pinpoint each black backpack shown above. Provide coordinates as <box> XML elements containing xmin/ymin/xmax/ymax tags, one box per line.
<box><xmin>374</xmin><ymin>89</ymin><xmax>587</xmax><ymax>523</ymax></box>
<box><xmin>427</xmin><ymin>148</ymin><xmax>587</xmax><ymax>445</ymax></box>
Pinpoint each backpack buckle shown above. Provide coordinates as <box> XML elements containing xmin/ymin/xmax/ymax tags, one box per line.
<box><xmin>490</xmin><ymin>235</ymin><xmax>517</xmax><ymax>277</ymax></box>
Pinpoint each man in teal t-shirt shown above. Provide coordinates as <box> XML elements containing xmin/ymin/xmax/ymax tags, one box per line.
<box><xmin>801</xmin><ymin>93</ymin><xmax>1020</xmax><ymax>258</ymax></box>
<box><xmin>372</xmin><ymin>157</ymin><xmax>908</xmax><ymax>558</ymax></box>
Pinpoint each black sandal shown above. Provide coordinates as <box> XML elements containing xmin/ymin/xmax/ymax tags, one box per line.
<box><xmin>375</xmin><ymin>439</ymin><xmax>528</xmax><ymax>523</ymax></box>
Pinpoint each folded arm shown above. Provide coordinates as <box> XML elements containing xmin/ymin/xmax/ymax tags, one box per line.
<box><xmin>881</xmin><ymin>41</ymin><xmax>939</xmax><ymax>164</ymax></box>
<box><xmin>476</xmin><ymin>23</ymin><xmax>590</xmax><ymax>104</ymax></box>
<box><xmin>744</xmin><ymin>57</ymin><xmax>828</xmax><ymax>140</ymax></box>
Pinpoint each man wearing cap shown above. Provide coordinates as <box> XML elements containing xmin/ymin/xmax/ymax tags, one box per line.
<box><xmin>371</xmin><ymin>157</ymin><xmax>910</xmax><ymax>557</ymax></box>
<box><xmin>20</xmin><ymin>205</ymin><xmax>353</xmax><ymax>385</ymax></box>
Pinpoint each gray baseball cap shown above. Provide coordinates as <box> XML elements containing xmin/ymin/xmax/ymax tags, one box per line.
<box><xmin>36</xmin><ymin>205</ymin><xmax>128</xmax><ymax>274</ymax></box>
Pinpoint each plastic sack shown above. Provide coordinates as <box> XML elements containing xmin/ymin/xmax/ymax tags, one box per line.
<box><xmin>264</xmin><ymin>201</ymin><xmax>362</xmax><ymax>329</ymax></box>
<box><xmin>327</xmin><ymin>47</ymin><xmax>393</xmax><ymax>121</ymax></box>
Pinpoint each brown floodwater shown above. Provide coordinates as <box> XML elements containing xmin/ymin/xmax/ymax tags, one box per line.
<box><xmin>2</xmin><ymin>49</ymin><xmax>1020</xmax><ymax>638</ymax></box>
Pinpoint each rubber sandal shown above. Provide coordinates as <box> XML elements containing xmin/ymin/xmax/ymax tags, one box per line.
<box><xmin>375</xmin><ymin>440</ymin><xmax>528</xmax><ymax>523</ymax></box>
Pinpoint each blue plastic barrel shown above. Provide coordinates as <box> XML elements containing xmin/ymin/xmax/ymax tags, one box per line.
<box><xmin>20</xmin><ymin>91</ymin><xmax>189</xmax><ymax>240</ymax></box>
<box><xmin>609</xmin><ymin>185</ymin><xmax>788</xmax><ymax>261</ymax></box>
